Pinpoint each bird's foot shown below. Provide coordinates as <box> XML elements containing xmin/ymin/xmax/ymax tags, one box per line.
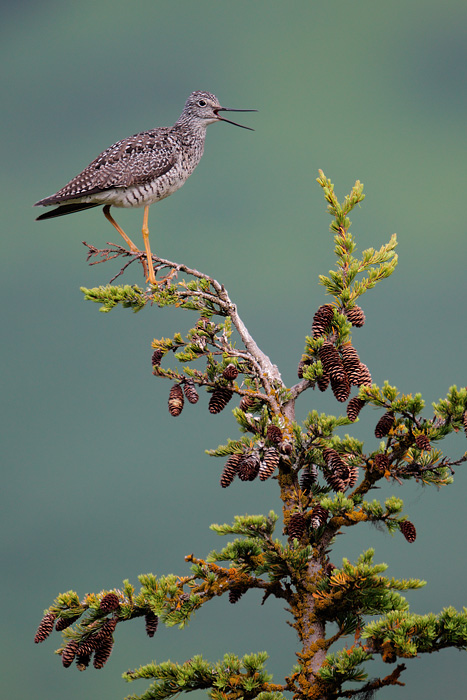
<box><xmin>147</xmin><ymin>266</ymin><xmax>178</xmax><ymax>287</ymax></box>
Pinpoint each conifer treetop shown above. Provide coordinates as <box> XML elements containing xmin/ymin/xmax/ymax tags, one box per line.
<box><xmin>35</xmin><ymin>172</ymin><xmax>467</xmax><ymax>700</ymax></box>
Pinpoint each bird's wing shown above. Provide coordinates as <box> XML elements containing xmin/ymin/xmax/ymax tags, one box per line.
<box><xmin>37</xmin><ymin>130</ymin><xmax>178</xmax><ymax>205</ymax></box>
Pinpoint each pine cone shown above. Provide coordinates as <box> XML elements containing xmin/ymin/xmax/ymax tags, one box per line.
<box><xmin>310</xmin><ymin>504</ymin><xmax>329</xmax><ymax>529</ymax></box>
<box><xmin>76</xmin><ymin>637</ymin><xmax>99</xmax><ymax>657</ymax></box>
<box><xmin>348</xmin><ymin>462</ymin><xmax>359</xmax><ymax>488</ymax></box>
<box><xmin>75</xmin><ymin>649</ymin><xmax>92</xmax><ymax>671</ymax></box>
<box><xmin>259</xmin><ymin>447</ymin><xmax>280</xmax><ymax>480</ymax></box>
<box><xmin>209</xmin><ymin>387</ymin><xmax>233</xmax><ymax>414</ymax></box>
<box><xmin>145</xmin><ymin>612</ymin><xmax>159</xmax><ymax>638</ymax></box>
<box><xmin>400</xmin><ymin>520</ymin><xmax>417</xmax><ymax>543</ymax></box>
<box><xmin>97</xmin><ymin>617</ymin><xmax>118</xmax><ymax>638</ymax></box>
<box><xmin>61</xmin><ymin>639</ymin><xmax>79</xmax><ymax>668</ymax></box>
<box><xmin>287</xmin><ymin>513</ymin><xmax>307</xmax><ymax>540</ymax></box>
<box><xmin>55</xmin><ymin>614</ymin><xmax>81</xmax><ymax>631</ymax></box>
<box><xmin>300</xmin><ymin>465</ymin><xmax>318</xmax><ymax>494</ymax></box>
<box><xmin>323</xmin><ymin>448</ymin><xmax>345</xmax><ymax>471</ymax></box>
<box><xmin>239</xmin><ymin>395</ymin><xmax>255</xmax><ymax>412</ymax></box>
<box><xmin>331</xmin><ymin>374</ymin><xmax>351</xmax><ymax>402</ymax></box>
<box><xmin>168</xmin><ymin>384</ymin><xmax>184</xmax><ymax>417</ymax></box>
<box><xmin>357</xmin><ymin>363</ymin><xmax>372</xmax><ymax>387</ymax></box>
<box><xmin>237</xmin><ymin>454</ymin><xmax>260</xmax><ymax>481</ymax></box>
<box><xmin>341</xmin><ymin>343</ymin><xmax>362</xmax><ymax>385</ymax></box>
<box><xmin>375</xmin><ymin>411</ymin><xmax>395</xmax><ymax>438</ymax></box>
<box><xmin>222</xmin><ymin>363</ymin><xmax>239</xmax><ymax>381</ymax></box>
<box><xmin>266</xmin><ymin>424</ymin><xmax>283</xmax><ymax>444</ymax></box>
<box><xmin>317</xmin><ymin>371</ymin><xmax>330</xmax><ymax>392</ymax></box>
<box><xmin>373</xmin><ymin>453</ymin><xmax>390</xmax><ymax>472</ymax></box>
<box><xmin>319</xmin><ymin>342</ymin><xmax>346</xmax><ymax>381</ymax></box>
<box><xmin>183</xmin><ymin>380</ymin><xmax>199</xmax><ymax>404</ymax></box>
<box><xmin>323</xmin><ymin>449</ymin><xmax>350</xmax><ymax>491</ymax></box>
<box><xmin>99</xmin><ymin>593</ymin><xmax>120</xmax><ymax>613</ymax></box>
<box><xmin>347</xmin><ymin>396</ymin><xmax>365</xmax><ymax>422</ymax></box>
<box><xmin>312</xmin><ymin>304</ymin><xmax>335</xmax><ymax>337</ymax></box>
<box><xmin>151</xmin><ymin>348</ymin><xmax>164</xmax><ymax>367</ymax></box>
<box><xmin>220</xmin><ymin>453</ymin><xmax>242</xmax><ymax>488</ymax></box>
<box><xmin>93</xmin><ymin>635</ymin><xmax>114</xmax><ymax>669</ymax></box>
<box><xmin>228</xmin><ymin>587</ymin><xmax>246</xmax><ymax>604</ymax></box>
<box><xmin>324</xmin><ymin>469</ymin><xmax>349</xmax><ymax>492</ymax></box>
<box><xmin>345</xmin><ymin>305</ymin><xmax>366</xmax><ymax>327</ymax></box>
<box><xmin>415</xmin><ymin>434</ymin><xmax>431</xmax><ymax>452</ymax></box>
<box><xmin>34</xmin><ymin>611</ymin><xmax>56</xmax><ymax>643</ymax></box>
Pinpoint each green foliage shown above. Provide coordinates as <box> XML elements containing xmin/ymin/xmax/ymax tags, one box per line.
<box><xmin>81</xmin><ymin>284</ymin><xmax>147</xmax><ymax>312</ymax></box>
<box><xmin>123</xmin><ymin>652</ymin><xmax>276</xmax><ymax>700</ymax></box>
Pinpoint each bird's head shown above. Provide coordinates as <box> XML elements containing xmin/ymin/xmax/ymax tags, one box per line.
<box><xmin>180</xmin><ymin>91</ymin><xmax>256</xmax><ymax>130</ymax></box>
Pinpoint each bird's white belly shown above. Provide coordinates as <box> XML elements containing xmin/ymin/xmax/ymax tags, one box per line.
<box><xmin>84</xmin><ymin>171</ymin><xmax>190</xmax><ymax>209</ymax></box>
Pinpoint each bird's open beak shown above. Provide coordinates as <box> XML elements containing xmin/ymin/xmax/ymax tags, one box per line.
<box><xmin>215</xmin><ymin>107</ymin><xmax>257</xmax><ymax>131</ymax></box>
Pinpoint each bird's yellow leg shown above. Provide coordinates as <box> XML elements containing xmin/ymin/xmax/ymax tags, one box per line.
<box><xmin>103</xmin><ymin>204</ymin><xmax>148</xmax><ymax>278</ymax></box>
<box><xmin>103</xmin><ymin>205</ymin><xmax>140</xmax><ymax>252</ymax></box>
<box><xmin>142</xmin><ymin>205</ymin><xmax>157</xmax><ymax>285</ymax></box>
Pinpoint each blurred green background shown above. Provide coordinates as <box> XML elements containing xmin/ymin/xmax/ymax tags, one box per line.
<box><xmin>2</xmin><ymin>1</ymin><xmax>467</xmax><ymax>698</ymax></box>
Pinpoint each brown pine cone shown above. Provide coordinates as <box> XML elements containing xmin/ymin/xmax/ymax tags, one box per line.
<box><xmin>373</xmin><ymin>453</ymin><xmax>390</xmax><ymax>472</ymax></box>
<box><xmin>183</xmin><ymin>380</ymin><xmax>200</xmax><ymax>404</ymax></box>
<box><xmin>237</xmin><ymin>454</ymin><xmax>260</xmax><ymax>481</ymax></box>
<box><xmin>347</xmin><ymin>396</ymin><xmax>365</xmax><ymax>422</ymax></box>
<box><xmin>55</xmin><ymin>614</ymin><xmax>82</xmax><ymax>631</ymax></box>
<box><xmin>357</xmin><ymin>363</ymin><xmax>372</xmax><ymax>387</ymax></box>
<box><xmin>145</xmin><ymin>612</ymin><xmax>159</xmax><ymax>638</ymax></box>
<box><xmin>312</xmin><ymin>304</ymin><xmax>335</xmax><ymax>337</ymax></box>
<box><xmin>345</xmin><ymin>305</ymin><xmax>366</xmax><ymax>327</ymax></box>
<box><xmin>168</xmin><ymin>384</ymin><xmax>184</xmax><ymax>416</ymax></box>
<box><xmin>331</xmin><ymin>374</ymin><xmax>351</xmax><ymax>402</ymax></box>
<box><xmin>34</xmin><ymin>611</ymin><xmax>56</xmax><ymax>643</ymax></box>
<box><xmin>99</xmin><ymin>593</ymin><xmax>120</xmax><ymax>613</ymax></box>
<box><xmin>300</xmin><ymin>465</ymin><xmax>318</xmax><ymax>494</ymax></box>
<box><xmin>341</xmin><ymin>343</ymin><xmax>361</xmax><ymax>385</ymax></box>
<box><xmin>317</xmin><ymin>371</ymin><xmax>330</xmax><ymax>392</ymax></box>
<box><xmin>259</xmin><ymin>448</ymin><xmax>280</xmax><ymax>480</ymax></box>
<box><xmin>222</xmin><ymin>363</ymin><xmax>239</xmax><ymax>381</ymax></box>
<box><xmin>266</xmin><ymin>425</ymin><xmax>283</xmax><ymax>444</ymax></box>
<box><xmin>415</xmin><ymin>434</ymin><xmax>431</xmax><ymax>452</ymax></box>
<box><xmin>209</xmin><ymin>387</ymin><xmax>234</xmax><ymax>414</ymax></box>
<box><xmin>239</xmin><ymin>395</ymin><xmax>256</xmax><ymax>412</ymax></box>
<box><xmin>228</xmin><ymin>587</ymin><xmax>246</xmax><ymax>604</ymax></box>
<box><xmin>151</xmin><ymin>348</ymin><xmax>164</xmax><ymax>367</ymax></box>
<box><xmin>220</xmin><ymin>453</ymin><xmax>242</xmax><ymax>488</ymax></box>
<box><xmin>93</xmin><ymin>635</ymin><xmax>114</xmax><ymax>669</ymax></box>
<box><xmin>61</xmin><ymin>639</ymin><xmax>79</xmax><ymax>668</ymax></box>
<box><xmin>287</xmin><ymin>513</ymin><xmax>307</xmax><ymax>540</ymax></box>
<box><xmin>347</xmin><ymin>463</ymin><xmax>359</xmax><ymax>488</ymax></box>
<box><xmin>310</xmin><ymin>504</ymin><xmax>329</xmax><ymax>529</ymax></box>
<box><xmin>400</xmin><ymin>520</ymin><xmax>416</xmax><ymax>543</ymax></box>
<box><xmin>319</xmin><ymin>341</ymin><xmax>346</xmax><ymax>381</ymax></box>
<box><xmin>375</xmin><ymin>411</ymin><xmax>395</xmax><ymax>438</ymax></box>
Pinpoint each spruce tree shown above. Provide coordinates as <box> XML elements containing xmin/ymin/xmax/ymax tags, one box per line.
<box><xmin>34</xmin><ymin>171</ymin><xmax>467</xmax><ymax>699</ymax></box>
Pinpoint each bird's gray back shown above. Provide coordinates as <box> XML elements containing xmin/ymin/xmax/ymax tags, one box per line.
<box><xmin>39</xmin><ymin>124</ymin><xmax>207</xmax><ymax>206</ymax></box>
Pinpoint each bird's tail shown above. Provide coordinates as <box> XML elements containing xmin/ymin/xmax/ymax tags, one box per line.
<box><xmin>35</xmin><ymin>202</ymin><xmax>100</xmax><ymax>221</ymax></box>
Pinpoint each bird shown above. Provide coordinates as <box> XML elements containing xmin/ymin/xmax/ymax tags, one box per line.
<box><xmin>34</xmin><ymin>91</ymin><xmax>256</xmax><ymax>284</ymax></box>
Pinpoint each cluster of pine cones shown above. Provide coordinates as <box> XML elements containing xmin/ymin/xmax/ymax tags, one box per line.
<box><xmin>287</xmin><ymin>504</ymin><xmax>330</xmax><ymax>541</ymax></box>
<box><xmin>158</xmin><ymin>362</ymin><xmax>240</xmax><ymax>418</ymax></box>
<box><xmin>34</xmin><ymin>593</ymin><xmax>159</xmax><ymax>671</ymax></box>
<box><xmin>298</xmin><ymin>303</ymin><xmax>371</xmax><ymax>422</ymax></box>
<box><xmin>220</xmin><ymin>424</ymin><xmax>284</xmax><ymax>487</ymax></box>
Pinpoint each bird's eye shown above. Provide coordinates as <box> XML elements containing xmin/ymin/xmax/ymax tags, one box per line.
<box><xmin>198</xmin><ymin>99</ymin><xmax>206</xmax><ymax>107</ymax></box>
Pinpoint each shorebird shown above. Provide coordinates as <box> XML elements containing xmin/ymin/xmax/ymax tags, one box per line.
<box><xmin>34</xmin><ymin>91</ymin><xmax>255</xmax><ymax>284</ymax></box>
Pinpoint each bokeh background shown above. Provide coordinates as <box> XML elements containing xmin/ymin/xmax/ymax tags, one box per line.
<box><xmin>2</xmin><ymin>1</ymin><xmax>467</xmax><ymax>698</ymax></box>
